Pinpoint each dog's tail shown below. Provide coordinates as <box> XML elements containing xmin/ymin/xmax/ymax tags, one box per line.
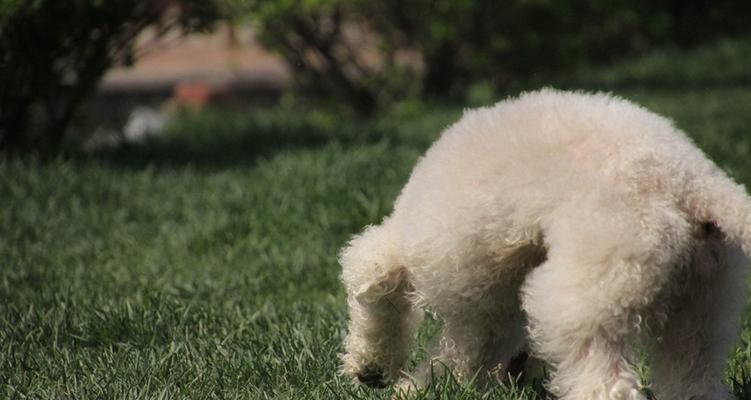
<box><xmin>681</xmin><ymin>165</ymin><xmax>751</xmax><ymax>258</ymax></box>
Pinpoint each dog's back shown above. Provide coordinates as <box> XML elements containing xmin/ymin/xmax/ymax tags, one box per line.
<box><xmin>392</xmin><ymin>89</ymin><xmax>751</xmax><ymax>258</ymax></box>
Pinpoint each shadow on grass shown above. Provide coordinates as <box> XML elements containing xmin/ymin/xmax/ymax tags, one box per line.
<box><xmin>89</xmin><ymin>108</ymin><xmax>393</xmax><ymax>170</ymax></box>
<box><xmin>555</xmin><ymin>76</ymin><xmax>751</xmax><ymax>93</ymax></box>
<box><xmin>554</xmin><ymin>38</ymin><xmax>751</xmax><ymax>92</ymax></box>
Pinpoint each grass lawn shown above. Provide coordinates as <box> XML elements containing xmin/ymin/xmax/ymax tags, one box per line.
<box><xmin>3</xmin><ymin>38</ymin><xmax>751</xmax><ymax>399</ymax></box>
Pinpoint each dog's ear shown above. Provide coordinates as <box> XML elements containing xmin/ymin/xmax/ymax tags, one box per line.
<box><xmin>354</xmin><ymin>267</ymin><xmax>408</xmax><ymax>304</ymax></box>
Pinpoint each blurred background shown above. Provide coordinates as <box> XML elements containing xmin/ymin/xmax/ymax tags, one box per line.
<box><xmin>3</xmin><ymin>1</ymin><xmax>751</xmax><ymax>399</ymax></box>
<box><xmin>2</xmin><ymin>0</ymin><xmax>751</xmax><ymax>154</ymax></box>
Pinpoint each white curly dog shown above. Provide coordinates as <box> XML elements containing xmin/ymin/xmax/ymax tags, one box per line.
<box><xmin>340</xmin><ymin>89</ymin><xmax>751</xmax><ymax>400</ymax></box>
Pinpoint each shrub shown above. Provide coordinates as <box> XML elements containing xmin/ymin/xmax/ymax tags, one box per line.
<box><xmin>227</xmin><ymin>0</ymin><xmax>396</xmax><ymax>116</ymax></box>
<box><xmin>230</xmin><ymin>0</ymin><xmax>751</xmax><ymax>110</ymax></box>
<box><xmin>0</xmin><ymin>0</ymin><xmax>221</xmax><ymax>154</ymax></box>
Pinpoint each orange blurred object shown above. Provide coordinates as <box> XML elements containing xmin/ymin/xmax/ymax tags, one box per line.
<box><xmin>172</xmin><ymin>82</ymin><xmax>227</xmax><ymax>109</ymax></box>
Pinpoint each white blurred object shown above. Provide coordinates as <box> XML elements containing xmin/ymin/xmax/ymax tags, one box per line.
<box><xmin>123</xmin><ymin>107</ymin><xmax>167</xmax><ymax>143</ymax></box>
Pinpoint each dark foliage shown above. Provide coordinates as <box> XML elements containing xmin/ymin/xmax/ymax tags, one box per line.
<box><xmin>232</xmin><ymin>0</ymin><xmax>751</xmax><ymax>110</ymax></box>
<box><xmin>0</xmin><ymin>0</ymin><xmax>220</xmax><ymax>154</ymax></box>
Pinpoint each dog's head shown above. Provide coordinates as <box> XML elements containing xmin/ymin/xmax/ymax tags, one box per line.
<box><xmin>339</xmin><ymin>225</ymin><xmax>417</xmax><ymax>388</ymax></box>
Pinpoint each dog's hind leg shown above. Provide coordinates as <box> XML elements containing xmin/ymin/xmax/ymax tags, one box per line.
<box><xmin>650</xmin><ymin>236</ymin><xmax>749</xmax><ymax>400</ymax></box>
<box><xmin>521</xmin><ymin>195</ymin><xmax>693</xmax><ymax>400</ymax></box>
<box><xmin>404</xmin><ymin>306</ymin><xmax>527</xmax><ymax>391</ymax></box>
<box><xmin>407</xmin><ymin>246</ymin><xmax>542</xmax><ymax>391</ymax></box>
<box><xmin>340</xmin><ymin>224</ymin><xmax>423</xmax><ymax>388</ymax></box>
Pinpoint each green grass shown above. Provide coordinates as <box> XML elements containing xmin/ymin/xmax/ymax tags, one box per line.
<box><xmin>3</xmin><ymin>37</ymin><xmax>751</xmax><ymax>399</ymax></box>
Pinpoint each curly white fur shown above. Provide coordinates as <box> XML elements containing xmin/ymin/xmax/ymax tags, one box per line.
<box><xmin>340</xmin><ymin>89</ymin><xmax>750</xmax><ymax>399</ymax></box>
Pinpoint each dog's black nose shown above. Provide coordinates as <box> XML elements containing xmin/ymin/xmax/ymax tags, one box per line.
<box><xmin>356</xmin><ymin>367</ymin><xmax>388</xmax><ymax>388</ymax></box>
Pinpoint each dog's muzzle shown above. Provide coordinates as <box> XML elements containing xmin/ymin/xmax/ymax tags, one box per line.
<box><xmin>356</xmin><ymin>366</ymin><xmax>388</xmax><ymax>388</ymax></box>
